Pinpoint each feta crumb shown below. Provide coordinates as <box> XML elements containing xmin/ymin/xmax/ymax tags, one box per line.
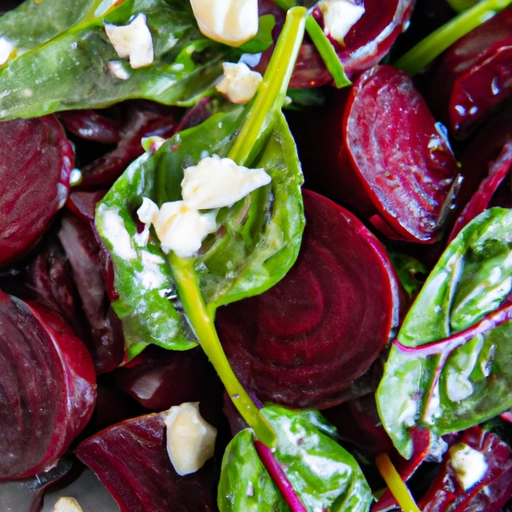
<box><xmin>52</xmin><ymin>497</ymin><xmax>83</xmax><ymax>512</ymax></box>
<box><xmin>0</xmin><ymin>37</ymin><xmax>14</xmax><ymax>66</ymax></box>
<box><xmin>153</xmin><ymin>201</ymin><xmax>217</xmax><ymax>257</ymax></box>
<box><xmin>69</xmin><ymin>168</ymin><xmax>82</xmax><ymax>186</ymax></box>
<box><xmin>449</xmin><ymin>443</ymin><xmax>487</xmax><ymax>490</ymax></box>
<box><xmin>107</xmin><ymin>60</ymin><xmax>131</xmax><ymax>80</ymax></box>
<box><xmin>189</xmin><ymin>0</ymin><xmax>258</xmax><ymax>46</ymax></box>
<box><xmin>137</xmin><ymin>197</ymin><xmax>159</xmax><ymax>225</ymax></box>
<box><xmin>104</xmin><ymin>13</ymin><xmax>154</xmax><ymax>69</ymax></box>
<box><xmin>319</xmin><ymin>0</ymin><xmax>365</xmax><ymax>44</ymax></box>
<box><xmin>216</xmin><ymin>62</ymin><xmax>262</xmax><ymax>104</ymax></box>
<box><xmin>181</xmin><ymin>155</ymin><xmax>271</xmax><ymax>210</ymax></box>
<box><xmin>165</xmin><ymin>402</ymin><xmax>217</xmax><ymax>476</ymax></box>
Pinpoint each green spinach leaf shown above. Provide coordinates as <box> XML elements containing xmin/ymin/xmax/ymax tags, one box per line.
<box><xmin>377</xmin><ymin>208</ymin><xmax>512</xmax><ymax>458</ymax></box>
<box><xmin>218</xmin><ymin>429</ymin><xmax>289</xmax><ymax>512</ymax></box>
<box><xmin>0</xmin><ymin>0</ymin><xmax>234</xmax><ymax>119</ymax></box>
<box><xmin>218</xmin><ymin>406</ymin><xmax>373</xmax><ymax>512</ymax></box>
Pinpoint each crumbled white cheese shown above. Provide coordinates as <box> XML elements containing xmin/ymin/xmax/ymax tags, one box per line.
<box><xmin>165</xmin><ymin>402</ymin><xmax>217</xmax><ymax>476</ymax></box>
<box><xmin>181</xmin><ymin>155</ymin><xmax>271</xmax><ymax>210</ymax></box>
<box><xmin>189</xmin><ymin>0</ymin><xmax>258</xmax><ymax>46</ymax></box>
<box><xmin>52</xmin><ymin>497</ymin><xmax>84</xmax><ymax>512</ymax></box>
<box><xmin>98</xmin><ymin>205</ymin><xmax>137</xmax><ymax>260</ymax></box>
<box><xmin>104</xmin><ymin>13</ymin><xmax>154</xmax><ymax>69</ymax></box>
<box><xmin>318</xmin><ymin>0</ymin><xmax>365</xmax><ymax>44</ymax></box>
<box><xmin>216</xmin><ymin>62</ymin><xmax>262</xmax><ymax>104</ymax></box>
<box><xmin>137</xmin><ymin>197</ymin><xmax>160</xmax><ymax>225</ymax></box>
<box><xmin>69</xmin><ymin>169</ymin><xmax>83</xmax><ymax>186</ymax></box>
<box><xmin>107</xmin><ymin>60</ymin><xmax>131</xmax><ymax>80</ymax></box>
<box><xmin>449</xmin><ymin>443</ymin><xmax>488</xmax><ymax>490</ymax></box>
<box><xmin>153</xmin><ymin>201</ymin><xmax>217</xmax><ymax>257</ymax></box>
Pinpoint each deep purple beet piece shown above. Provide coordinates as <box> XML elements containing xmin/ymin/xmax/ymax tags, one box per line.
<box><xmin>339</xmin><ymin>65</ymin><xmax>459</xmax><ymax>242</ymax></box>
<box><xmin>0</xmin><ymin>292</ymin><xmax>96</xmax><ymax>481</ymax></box>
<box><xmin>419</xmin><ymin>427</ymin><xmax>512</xmax><ymax>512</ymax></box>
<box><xmin>58</xmin><ymin>109</ymin><xmax>121</xmax><ymax>144</ymax></box>
<box><xmin>257</xmin><ymin>0</ymin><xmax>414</xmax><ymax>87</ymax></box>
<box><xmin>216</xmin><ymin>189</ymin><xmax>400</xmax><ymax>409</ymax></box>
<box><xmin>76</xmin><ymin>412</ymin><xmax>219</xmax><ymax>512</ymax></box>
<box><xmin>427</xmin><ymin>8</ymin><xmax>512</xmax><ymax>139</ymax></box>
<box><xmin>0</xmin><ymin>115</ymin><xmax>73</xmax><ymax>266</ymax></box>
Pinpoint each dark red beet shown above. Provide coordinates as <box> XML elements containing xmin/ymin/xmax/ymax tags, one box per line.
<box><xmin>0</xmin><ymin>116</ymin><xmax>73</xmax><ymax>266</ymax></box>
<box><xmin>339</xmin><ymin>66</ymin><xmax>459</xmax><ymax>242</ymax></box>
<box><xmin>114</xmin><ymin>347</ymin><xmax>222</xmax><ymax>415</ymax></box>
<box><xmin>0</xmin><ymin>293</ymin><xmax>96</xmax><ymax>481</ymax></box>
<box><xmin>216</xmin><ymin>189</ymin><xmax>400</xmax><ymax>409</ymax></box>
<box><xmin>79</xmin><ymin>104</ymin><xmax>176</xmax><ymax>188</ymax></box>
<box><xmin>76</xmin><ymin>413</ymin><xmax>219</xmax><ymax>512</ymax></box>
<box><xmin>448</xmin><ymin>142</ymin><xmax>512</xmax><ymax>243</ymax></box>
<box><xmin>58</xmin><ymin>109</ymin><xmax>121</xmax><ymax>144</ymax></box>
<box><xmin>419</xmin><ymin>427</ymin><xmax>512</xmax><ymax>512</ymax></box>
<box><xmin>427</xmin><ymin>8</ymin><xmax>512</xmax><ymax>139</ymax></box>
<box><xmin>257</xmin><ymin>0</ymin><xmax>414</xmax><ymax>87</ymax></box>
<box><xmin>58</xmin><ymin>213</ymin><xmax>126</xmax><ymax>374</ymax></box>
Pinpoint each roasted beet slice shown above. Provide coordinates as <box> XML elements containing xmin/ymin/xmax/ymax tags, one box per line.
<box><xmin>0</xmin><ymin>292</ymin><xmax>96</xmax><ymax>481</ymax></box>
<box><xmin>58</xmin><ymin>110</ymin><xmax>121</xmax><ymax>144</ymax></box>
<box><xmin>448</xmin><ymin>142</ymin><xmax>512</xmax><ymax>243</ymax></box>
<box><xmin>427</xmin><ymin>8</ymin><xmax>512</xmax><ymax>139</ymax></box>
<box><xmin>257</xmin><ymin>0</ymin><xmax>414</xmax><ymax>87</ymax></box>
<box><xmin>419</xmin><ymin>427</ymin><xmax>512</xmax><ymax>512</ymax></box>
<box><xmin>79</xmin><ymin>104</ymin><xmax>176</xmax><ymax>188</ymax></box>
<box><xmin>76</xmin><ymin>412</ymin><xmax>219</xmax><ymax>512</ymax></box>
<box><xmin>336</xmin><ymin>65</ymin><xmax>459</xmax><ymax>242</ymax></box>
<box><xmin>58</xmin><ymin>213</ymin><xmax>126</xmax><ymax>374</ymax></box>
<box><xmin>0</xmin><ymin>116</ymin><xmax>73</xmax><ymax>266</ymax></box>
<box><xmin>216</xmin><ymin>190</ymin><xmax>399</xmax><ymax>410</ymax></box>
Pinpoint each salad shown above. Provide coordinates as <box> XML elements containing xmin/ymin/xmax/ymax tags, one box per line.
<box><xmin>0</xmin><ymin>0</ymin><xmax>511</xmax><ymax>510</ymax></box>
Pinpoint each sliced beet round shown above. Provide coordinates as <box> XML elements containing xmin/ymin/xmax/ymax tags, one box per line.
<box><xmin>337</xmin><ymin>65</ymin><xmax>459</xmax><ymax>243</ymax></box>
<box><xmin>0</xmin><ymin>292</ymin><xmax>96</xmax><ymax>481</ymax></box>
<box><xmin>0</xmin><ymin>116</ymin><xmax>73</xmax><ymax>267</ymax></box>
<box><xmin>427</xmin><ymin>8</ymin><xmax>512</xmax><ymax>139</ymax></box>
<box><xmin>76</xmin><ymin>412</ymin><xmax>219</xmax><ymax>512</ymax></box>
<box><xmin>216</xmin><ymin>189</ymin><xmax>400</xmax><ymax>410</ymax></box>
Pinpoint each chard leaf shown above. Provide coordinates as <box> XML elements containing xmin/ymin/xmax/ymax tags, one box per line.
<box><xmin>218</xmin><ymin>406</ymin><xmax>373</xmax><ymax>512</ymax></box>
<box><xmin>0</xmin><ymin>0</ymin><xmax>234</xmax><ymax>119</ymax></box>
<box><xmin>377</xmin><ymin>208</ymin><xmax>512</xmax><ymax>458</ymax></box>
<box><xmin>218</xmin><ymin>429</ymin><xmax>289</xmax><ymax>512</ymax></box>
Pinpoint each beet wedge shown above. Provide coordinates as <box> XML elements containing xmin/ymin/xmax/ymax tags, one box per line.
<box><xmin>216</xmin><ymin>189</ymin><xmax>400</xmax><ymax>410</ymax></box>
<box><xmin>76</xmin><ymin>412</ymin><xmax>219</xmax><ymax>512</ymax></box>
<box><xmin>0</xmin><ymin>115</ymin><xmax>73</xmax><ymax>266</ymax></box>
<box><xmin>334</xmin><ymin>66</ymin><xmax>460</xmax><ymax>243</ymax></box>
<box><xmin>0</xmin><ymin>292</ymin><xmax>96</xmax><ymax>481</ymax></box>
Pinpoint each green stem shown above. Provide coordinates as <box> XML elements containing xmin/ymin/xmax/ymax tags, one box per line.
<box><xmin>375</xmin><ymin>453</ymin><xmax>421</xmax><ymax>512</ymax></box>
<box><xmin>395</xmin><ymin>0</ymin><xmax>512</xmax><ymax>76</ymax></box>
<box><xmin>305</xmin><ymin>16</ymin><xmax>351</xmax><ymax>89</ymax></box>
<box><xmin>169</xmin><ymin>253</ymin><xmax>277</xmax><ymax>448</ymax></box>
<box><xmin>445</xmin><ymin>0</ymin><xmax>479</xmax><ymax>12</ymax></box>
<box><xmin>228</xmin><ymin>6</ymin><xmax>307</xmax><ymax>166</ymax></box>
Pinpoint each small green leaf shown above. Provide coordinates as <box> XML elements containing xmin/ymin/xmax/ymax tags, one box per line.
<box><xmin>377</xmin><ymin>208</ymin><xmax>512</xmax><ymax>458</ymax></box>
<box><xmin>239</xmin><ymin>15</ymin><xmax>276</xmax><ymax>54</ymax></box>
<box><xmin>95</xmin><ymin>152</ymin><xmax>196</xmax><ymax>359</ymax></box>
<box><xmin>218</xmin><ymin>406</ymin><xmax>373</xmax><ymax>512</ymax></box>
<box><xmin>388</xmin><ymin>252</ymin><xmax>428</xmax><ymax>299</ymax></box>
<box><xmin>218</xmin><ymin>430</ymin><xmax>289</xmax><ymax>512</ymax></box>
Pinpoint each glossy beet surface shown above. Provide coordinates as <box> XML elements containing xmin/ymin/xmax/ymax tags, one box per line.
<box><xmin>340</xmin><ymin>66</ymin><xmax>459</xmax><ymax>242</ymax></box>
<box><xmin>428</xmin><ymin>8</ymin><xmax>512</xmax><ymax>139</ymax></box>
<box><xmin>76</xmin><ymin>412</ymin><xmax>219</xmax><ymax>512</ymax></box>
<box><xmin>0</xmin><ymin>292</ymin><xmax>96</xmax><ymax>481</ymax></box>
<box><xmin>0</xmin><ymin>115</ymin><xmax>73</xmax><ymax>266</ymax></box>
<box><xmin>216</xmin><ymin>190</ymin><xmax>399</xmax><ymax>409</ymax></box>
<box><xmin>419</xmin><ymin>427</ymin><xmax>512</xmax><ymax>511</ymax></box>
<box><xmin>258</xmin><ymin>0</ymin><xmax>414</xmax><ymax>87</ymax></box>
